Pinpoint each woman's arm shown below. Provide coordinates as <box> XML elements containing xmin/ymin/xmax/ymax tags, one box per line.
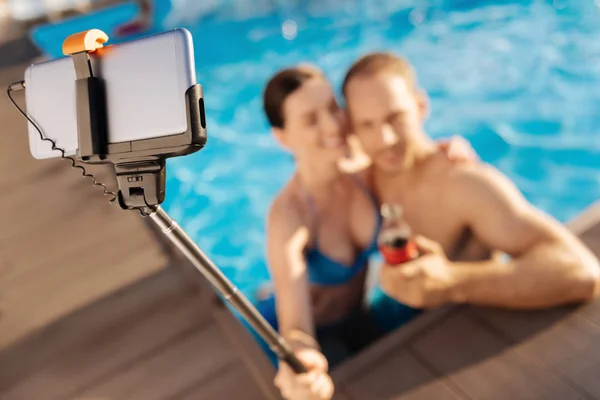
<box><xmin>266</xmin><ymin>197</ymin><xmax>319</xmax><ymax>351</ymax></box>
<box><xmin>267</xmin><ymin>196</ymin><xmax>337</xmax><ymax>400</ymax></box>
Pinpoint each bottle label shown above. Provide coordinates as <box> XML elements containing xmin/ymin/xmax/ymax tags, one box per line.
<box><xmin>380</xmin><ymin>240</ymin><xmax>419</xmax><ymax>265</ymax></box>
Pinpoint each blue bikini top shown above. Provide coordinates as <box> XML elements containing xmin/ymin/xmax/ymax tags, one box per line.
<box><xmin>303</xmin><ymin>177</ymin><xmax>382</xmax><ymax>286</ymax></box>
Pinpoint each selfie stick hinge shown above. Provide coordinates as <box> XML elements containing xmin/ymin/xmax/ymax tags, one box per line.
<box><xmin>115</xmin><ymin>160</ymin><xmax>166</xmax><ymax>209</ymax></box>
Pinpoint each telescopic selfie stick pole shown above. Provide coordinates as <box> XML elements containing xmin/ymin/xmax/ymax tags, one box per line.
<box><xmin>147</xmin><ymin>205</ymin><xmax>307</xmax><ymax>373</ymax></box>
<box><xmin>55</xmin><ymin>30</ymin><xmax>308</xmax><ymax>373</ymax></box>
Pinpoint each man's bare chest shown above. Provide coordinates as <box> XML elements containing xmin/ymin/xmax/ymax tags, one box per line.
<box><xmin>380</xmin><ymin>186</ymin><xmax>465</xmax><ymax>255</ymax></box>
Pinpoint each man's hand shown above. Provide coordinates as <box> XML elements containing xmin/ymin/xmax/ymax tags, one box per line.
<box><xmin>379</xmin><ymin>235</ymin><xmax>458</xmax><ymax>308</ymax></box>
<box><xmin>274</xmin><ymin>348</ymin><xmax>334</xmax><ymax>400</ymax></box>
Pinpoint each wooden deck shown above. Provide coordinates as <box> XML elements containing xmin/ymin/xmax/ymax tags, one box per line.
<box><xmin>0</xmin><ymin>50</ymin><xmax>279</xmax><ymax>399</ymax></box>
<box><xmin>0</xmin><ymin>60</ymin><xmax>172</xmax><ymax>350</ymax></box>
<box><xmin>0</xmin><ymin>266</ymin><xmax>276</xmax><ymax>400</ymax></box>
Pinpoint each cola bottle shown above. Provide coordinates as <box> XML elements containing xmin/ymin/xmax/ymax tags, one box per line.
<box><xmin>378</xmin><ymin>203</ymin><xmax>419</xmax><ymax>265</ymax></box>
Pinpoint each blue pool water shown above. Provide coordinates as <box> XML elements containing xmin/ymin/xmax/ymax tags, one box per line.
<box><xmin>158</xmin><ymin>0</ymin><xmax>600</xmax><ymax>302</ymax></box>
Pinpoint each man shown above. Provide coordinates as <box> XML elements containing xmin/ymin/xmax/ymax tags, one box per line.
<box><xmin>343</xmin><ymin>52</ymin><xmax>600</xmax><ymax>309</ymax></box>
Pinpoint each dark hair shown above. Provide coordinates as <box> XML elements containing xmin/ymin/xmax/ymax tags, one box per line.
<box><xmin>342</xmin><ymin>52</ymin><xmax>416</xmax><ymax>96</ymax></box>
<box><xmin>263</xmin><ymin>65</ymin><xmax>324</xmax><ymax>128</ymax></box>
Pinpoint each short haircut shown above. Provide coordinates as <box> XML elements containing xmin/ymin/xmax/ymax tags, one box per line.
<box><xmin>342</xmin><ymin>52</ymin><xmax>417</xmax><ymax>96</ymax></box>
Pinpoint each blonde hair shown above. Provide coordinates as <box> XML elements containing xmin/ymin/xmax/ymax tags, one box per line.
<box><xmin>342</xmin><ymin>52</ymin><xmax>417</xmax><ymax>95</ymax></box>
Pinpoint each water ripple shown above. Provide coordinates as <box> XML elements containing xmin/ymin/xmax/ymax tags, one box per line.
<box><xmin>161</xmin><ymin>0</ymin><xmax>600</xmax><ymax>298</ymax></box>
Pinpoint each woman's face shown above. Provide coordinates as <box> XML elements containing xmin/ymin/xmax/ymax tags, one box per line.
<box><xmin>275</xmin><ymin>78</ymin><xmax>348</xmax><ymax>163</ymax></box>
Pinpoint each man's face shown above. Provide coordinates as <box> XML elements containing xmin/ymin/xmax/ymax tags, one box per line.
<box><xmin>345</xmin><ymin>72</ymin><xmax>427</xmax><ymax>173</ymax></box>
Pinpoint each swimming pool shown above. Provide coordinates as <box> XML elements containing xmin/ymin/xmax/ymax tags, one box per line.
<box><xmin>160</xmin><ymin>0</ymin><xmax>600</xmax><ymax>302</ymax></box>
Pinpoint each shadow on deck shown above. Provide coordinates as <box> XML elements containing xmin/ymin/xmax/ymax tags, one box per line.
<box><xmin>0</xmin><ymin>52</ymin><xmax>280</xmax><ymax>399</ymax></box>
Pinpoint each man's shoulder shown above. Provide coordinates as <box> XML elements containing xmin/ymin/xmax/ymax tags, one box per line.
<box><xmin>447</xmin><ymin>162</ymin><xmax>514</xmax><ymax>191</ymax></box>
<box><xmin>437</xmin><ymin>161</ymin><xmax>529</xmax><ymax>215</ymax></box>
<box><xmin>421</xmin><ymin>155</ymin><xmax>507</xmax><ymax>199</ymax></box>
<box><xmin>426</xmin><ymin>154</ymin><xmax>505</xmax><ymax>187</ymax></box>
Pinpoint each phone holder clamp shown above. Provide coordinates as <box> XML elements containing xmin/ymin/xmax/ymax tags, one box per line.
<box><xmin>62</xmin><ymin>29</ymin><xmax>207</xmax><ymax>212</ymax></box>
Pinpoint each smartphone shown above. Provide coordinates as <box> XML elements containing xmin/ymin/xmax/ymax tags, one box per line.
<box><xmin>24</xmin><ymin>28</ymin><xmax>197</xmax><ymax>160</ymax></box>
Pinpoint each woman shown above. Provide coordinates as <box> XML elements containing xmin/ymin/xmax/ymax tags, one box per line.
<box><xmin>257</xmin><ymin>65</ymin><xmax>473</xmax><ymax>400</ymax></box>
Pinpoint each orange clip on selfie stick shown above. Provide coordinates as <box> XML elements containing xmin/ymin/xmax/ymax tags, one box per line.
<box><xmin>62</xmin><ymin>29</ymin><xmax>109</xmax><ymax>55</ymax></box>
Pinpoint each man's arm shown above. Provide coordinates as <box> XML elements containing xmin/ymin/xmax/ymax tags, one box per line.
<box><xmin>266</xmin><ymin>198</ymin><xmax>320</xmax><ymax>350</ymax></box>
<box><xmin>447</xmin><ymin>164</ymin><xmax>600</xmax><ymax>308</ymax></box>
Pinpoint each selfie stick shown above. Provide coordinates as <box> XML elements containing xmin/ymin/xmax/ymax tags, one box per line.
<box><xmin>59</xmin><ymin>29</ymin><xmax>307</xmax><ymax>374</ymax></box>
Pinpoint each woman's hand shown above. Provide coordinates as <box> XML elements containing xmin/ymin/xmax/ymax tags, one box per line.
<box><xmin>438</xmin><ymin>135</ymin><xmax>479</xmax><ymax>162</ymax></box>
<box><xmin>274</xmin><ymin>347</ymin><xmax>335</xmax><ymax>400</ymax></box>
<box><xmin>338</xmin><ymin>134</ymin><xmax>372</xmax><ymax>173</ymax></box>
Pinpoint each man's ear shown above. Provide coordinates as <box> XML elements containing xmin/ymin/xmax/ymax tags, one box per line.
<box><xmin>272</xmin><ymin>127</ymin><xmax>288</xmax><ymax>149</ymax></box>
<box><xmin>415</xmin><ymin>89</ymin><xmax>430</xmax><ymax>121</ymax></box>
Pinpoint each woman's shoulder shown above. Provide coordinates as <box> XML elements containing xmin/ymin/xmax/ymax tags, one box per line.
<box><xmin>267</xmin><ymin>181</ymin><xmax>310</xmax><ymax>233</ymax></box>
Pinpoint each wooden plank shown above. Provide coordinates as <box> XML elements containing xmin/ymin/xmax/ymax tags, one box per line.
<box><xmin>0</xmin><ymin>267</ymin><xmax>191</xmax><ymax>390</ymax></box>
<box><xmin>568</xmin><ymin>225</ymin><xmax>600</xmax><ymax>326</ymax></box>
<box><xmin>212</xmin><ymin>298</ymin><xmax>283</xmax><ymax>400</ymax></box>
<box><xmin>0</xmin><ymin>62</ymin><xmax>169</xmax><ymax>349</ymax></box>
<box><xmin>331</xmin><ymin>390</ymin><xmax>353</xmax><ymax>400</ymax></box>
<box><xmin>331</xmin><ymin>306</ymin><xmax>456</xmax><ymax>382</ymax></box>
<box><xmin>0</xmin><ymin>279</ymin><xmax>212</xmax><ymax>400</ymax></box>
<box><xmin>581</xmin><ymin>222</ymin><xmax>600</xmax><ymax>240</ymax></box>
<box><xmin>567</xmin><ymin>205</ymin><xmax>600</xmax><ymax>269</ymax></box>
<box><xmin>73</xmin><ymin>325</ymin><xmax>237</xmax><ymax>400</ymax></box>
<box><xmin>213</xmin><ymin>299</ymin><xmax>358</xmax><ymax>400</ymax></box>
<box><xmin>577</xmin><ymin>298</ymin><xmax>600</xmax><ymax>327</ymax></box>
<box><xmin>566</xmin><ymin>202</ymin><xmax>600</xmax><ymax>236</ymax></box>
<box><xmin>579</xmin><ymin>232</ymin><xmax>600</xmax><ymax>262</ymax></box>
<box><xmin>410</xmin><ymin>313</ymin><xmax>586</xmax><ymax>400</ymax></box>
<box><xmin>467</xmin><ymin>305</ymin><xmax>580</xmax><ymax>343</ymax></box>
<box><xmin>175</xmin><ymin>364</ymin><xmax>269</xmax><ymax>400</ymax></box>
<box><xmin>0</xmin><ymin>166</ymin><xmax>118</xmax><ymax>246</ymax></box>
<box><xmin>470</xmin><ymin>307</ymin><xmax>600</xmax><ymax>398</ymax></box>
<box><xmin>0</xmin><ymin>223</ymin><xmax>167</xmax><ymax>349</ymax></box>
<box><xmin>342</xmin><ymin>349</ymin><xmax>465</xmax><ymax>400</ymax></box>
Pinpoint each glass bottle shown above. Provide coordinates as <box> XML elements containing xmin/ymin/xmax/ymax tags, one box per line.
<box><xmin>378</xmin><ymin>203</ymin><xmax>419</xmax><ymax>265</ymax></box>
